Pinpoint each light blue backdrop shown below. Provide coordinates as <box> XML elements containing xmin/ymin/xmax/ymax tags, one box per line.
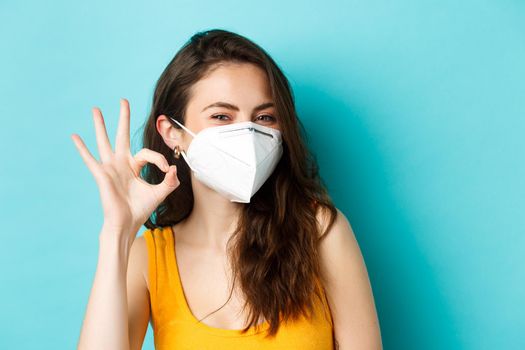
<box><xmin>0</xmin><ymin>0</ymin><xmax>523</xmax><ymax>349</ymax></box>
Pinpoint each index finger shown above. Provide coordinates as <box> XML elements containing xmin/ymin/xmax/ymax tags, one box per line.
<box><xmin>71</xmin><ymin>133</ymin><xmax>102</xmax><ymax>179</ymax></box>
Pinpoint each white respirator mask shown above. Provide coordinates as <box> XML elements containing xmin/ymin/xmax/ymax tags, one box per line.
<box><xmin>169</xmin><ymin>117</ymin><xmax>283</xmax><ymax>203</ymax></box>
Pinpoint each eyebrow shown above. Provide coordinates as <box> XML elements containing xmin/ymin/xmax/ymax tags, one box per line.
<box><xmin>201</xmin><ymin>101</ymin><xmax>275</xmax><ymax>113</ymax></box>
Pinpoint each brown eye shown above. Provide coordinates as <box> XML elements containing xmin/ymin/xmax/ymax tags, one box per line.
<box><xmin>211</xmin><ymin>114</ymin><xmax>231</xmax><ymax>121</ymax></box>
<box><xmin>255</xmin><ymin>114</ymin><xmax>276</xmax><ymax>122</ymax></box>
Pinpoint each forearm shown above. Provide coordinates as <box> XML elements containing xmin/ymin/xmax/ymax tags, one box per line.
<box><xmin>77</xmin><ymin>225</ymin><xmax>135</xmax><ymax>350</ymax></box>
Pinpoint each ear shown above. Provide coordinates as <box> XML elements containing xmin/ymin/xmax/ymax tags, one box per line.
<box><xmin>156</xmin><ymin>114</ymin><xmax>186</xmax><ymax>150</ymax></box>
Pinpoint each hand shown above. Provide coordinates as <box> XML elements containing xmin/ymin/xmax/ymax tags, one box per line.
<box><xmin>71</xmin><ymin>98</ymin><xmax>180</xmax><ymax>237</ymax></box>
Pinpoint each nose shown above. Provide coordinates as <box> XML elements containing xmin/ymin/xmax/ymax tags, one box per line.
<box><xmin>236</xmin><ymin>114</ymin><xmax>253</xmax><ymax>123</ymax></box>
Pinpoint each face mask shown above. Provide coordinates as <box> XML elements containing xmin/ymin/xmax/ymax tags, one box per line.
<box><xmin>169</xmin><ymin>117</ymin><xmax>283</xmax><ymax>203</ymax></box>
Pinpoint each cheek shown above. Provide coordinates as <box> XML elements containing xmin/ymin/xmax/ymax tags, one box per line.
<box><xmin>185</xmin><ymin>115</ymin><xmax>209</xmax><ymax>133</ymax></box>
<box><xmin>180</xmin><ymin>118</ymin><xmax>205</xmax><ymax>148</ymax></box>
<box><xmin>182</xmin><ymin>134</ymin><xmax>194</xmax><ymax>150</ymax></box>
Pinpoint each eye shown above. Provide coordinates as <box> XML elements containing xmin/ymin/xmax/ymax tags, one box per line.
<box><xmin>255</xmin><ymin>114</ymin><xmax>276</xmax><ymax>122</ymax></box>
<box><xmin>211</xmin><ymin>114</ymin><xmax>231</xmax><ymax>121</ymax></box>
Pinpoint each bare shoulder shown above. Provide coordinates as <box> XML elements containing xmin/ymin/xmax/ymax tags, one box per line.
<box><xmin>315</xmin><ymin>205</ymin><xmax>353</xmax><ymax>242</ymax></box>
<box><xmin>128</xmin><ymin>234</ymin><xmax>150</xmax><ymax>291</ymax></box>
<box><xmin>315</xmin><ymin>205</ymin><xmax>363</xmax><ymax>279</ymax></box>
<box><xmin>315</xmin><ymin>206</ymin><xmax>383</xmax><ymax>348</ymax></box>
<box><xmin>315</xmin><ymin>205</ymin><xmax>361</xmax><ymax>277</ymax></box>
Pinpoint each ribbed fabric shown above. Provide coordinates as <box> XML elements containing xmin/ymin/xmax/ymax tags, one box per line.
<box><xmin>143</xmin><ymin>226</ymin><xmax>334</xmax><ymax>349</ymax></box>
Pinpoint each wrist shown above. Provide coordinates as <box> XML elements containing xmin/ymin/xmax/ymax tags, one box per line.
<box><xmin>100</xmin><ymin>220</ymin><xmax>139</xmax><ymax>237</ymax></box>
<box><xmin>99</xmin><ymin>224</ymin><xmax>136</xmax><ymax>254</ymax></box>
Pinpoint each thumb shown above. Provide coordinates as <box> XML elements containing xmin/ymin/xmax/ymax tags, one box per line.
<box><xmin>154</xmin><ymin>165</ymin><xmax>180</xmax><ymax>198</ymax></box>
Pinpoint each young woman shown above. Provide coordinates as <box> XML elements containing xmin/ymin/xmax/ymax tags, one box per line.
<box><xmin>73</xmin><ymin>29</ymin><xmax>382</xmax><ymax>349</ymax></box>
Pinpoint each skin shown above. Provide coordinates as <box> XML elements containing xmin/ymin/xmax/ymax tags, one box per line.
<box><xmin>73</xmin><ymin>62</ymin><xmax>382</xmax><ymax>349</ymax></box>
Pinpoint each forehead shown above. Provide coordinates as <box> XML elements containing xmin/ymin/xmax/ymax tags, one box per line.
<box><xmin>187</xmin><ymin>62</ymin><xmax>273</xmax><ymax>108</ymax></box>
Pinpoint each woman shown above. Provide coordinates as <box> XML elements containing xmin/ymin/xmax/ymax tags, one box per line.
<box><xmin>73</xmin><ymin>29</ymin><xmax>382</xmax><ymax>349</ymax></box>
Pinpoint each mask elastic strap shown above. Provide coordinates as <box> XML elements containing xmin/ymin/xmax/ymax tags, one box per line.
<box><xmin>169</xmin><ymin>117</ymin><xmax>198</xmax><ymax>172</ymax></box>
<box><xmin>169</xmin><ymin>117</ymin><xmax>197</xmax><ymax>138</ymax></box>
<box><xmin>179</xmin><ymin>148</ymin><xmax>197</xmax><ymax>172</ymax></box>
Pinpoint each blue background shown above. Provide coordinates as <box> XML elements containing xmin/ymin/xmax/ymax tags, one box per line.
<box><xmin>0</xmin><ymin>0</ymin><xmax>523</xmax><ymax>349</ymax></box>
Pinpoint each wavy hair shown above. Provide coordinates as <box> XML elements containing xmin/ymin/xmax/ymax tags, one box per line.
<box><xmin>140</xmin><ymin>28</ymin><xmax>337</xmax><ymax>337</ymax></box>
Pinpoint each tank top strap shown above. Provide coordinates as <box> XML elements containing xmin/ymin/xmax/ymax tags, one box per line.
<box><xmin>143</xmin><ymin>226</ymin><xmax>193</xmax><ymax>331</ymax></box>
<box><xmin>314</xmin><ymin>275</ymin><xmax>335</xmax><ymax>329</ymax></box>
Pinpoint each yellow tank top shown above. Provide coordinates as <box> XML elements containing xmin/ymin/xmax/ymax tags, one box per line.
<box><xmin>143</xmin><ymin>226</ymin><xmax>335</xmax><ymax>349</ymax></box>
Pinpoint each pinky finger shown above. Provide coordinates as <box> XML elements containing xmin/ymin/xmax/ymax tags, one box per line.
<box><xmin>71</xmin><ymin>133</ymin><xmax>102</xmax><ymax>178</ymax></box>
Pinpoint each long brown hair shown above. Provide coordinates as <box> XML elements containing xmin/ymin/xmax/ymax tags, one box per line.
<box><xmin>140</xmin><ymin>28</ymin><xmax>337</xmax><ymax>337</ymax></box>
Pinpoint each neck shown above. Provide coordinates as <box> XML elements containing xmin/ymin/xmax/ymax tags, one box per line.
<box><xmin>181</xmin><ymin>174</ymin><xmax>244</xmax><ymax>251</ymax></box>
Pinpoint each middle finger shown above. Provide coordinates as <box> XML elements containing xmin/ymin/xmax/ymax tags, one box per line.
<box><xmin>115</xmin><ymin>98</ymin><xmax>131</xmax><ymax>156</ymax></box>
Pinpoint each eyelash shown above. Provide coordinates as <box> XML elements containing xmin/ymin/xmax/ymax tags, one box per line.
<box><xmin>211</xmin><ymin>114</ymin><xmax>276</xmax><ymax>122</ymax></box>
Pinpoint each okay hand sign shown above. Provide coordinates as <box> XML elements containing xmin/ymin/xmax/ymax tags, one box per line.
<box><xmin>71</xmin><ymin>98</ymin><xmax>180</xmax><ymax>237</ymax></box>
